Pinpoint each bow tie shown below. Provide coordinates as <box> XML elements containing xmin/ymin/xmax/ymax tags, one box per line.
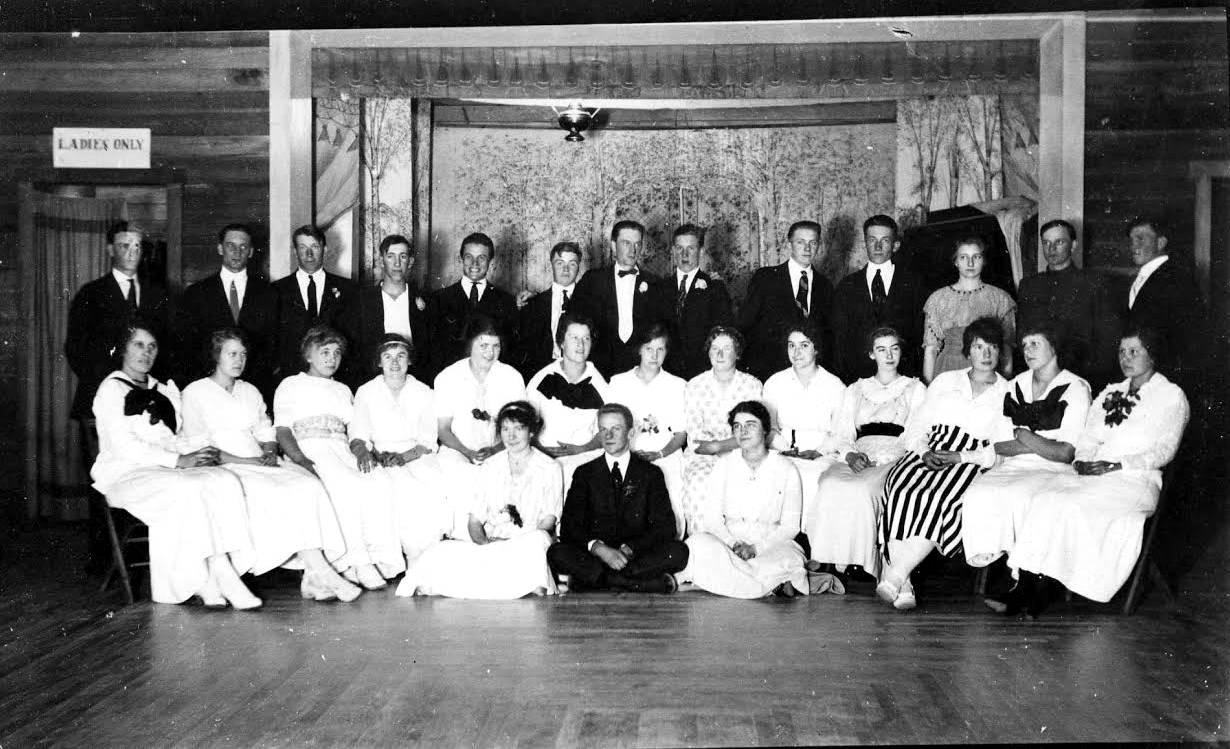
<box><xmin>116</xmin><ymin>378</ymin><xmax>178</xmax><ymax>432</ymax></box>
<box><xmin>1003</xmin><ymin>382</ymin><xmax>1070</xmax><ymax>432</ymax></box>
<box><xmin>617</xmin><ymin>268</ymin><xmax>638</xmax><ymax>278</ymax></box>
<box><xmin>537</xmin><ymin>372</ymin><xmax>604</xmax><ymax>409</ymax></box>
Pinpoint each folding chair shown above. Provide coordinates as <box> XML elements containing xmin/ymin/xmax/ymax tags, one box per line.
<box><xmin>82</xmin><ymin>419</ymin><xmax>149</xmax><ymax>605</ymax></box>
<box><xmin>1119</xmin><ymin>461</ymin><xmax>1179</xmax><ymax>615</ymax></box>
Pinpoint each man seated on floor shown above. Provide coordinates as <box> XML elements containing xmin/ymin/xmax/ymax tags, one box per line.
<box><xmin>547</xmin><ymin>403</ymin><xmax>689</xmax><ymax>593</ymax></box>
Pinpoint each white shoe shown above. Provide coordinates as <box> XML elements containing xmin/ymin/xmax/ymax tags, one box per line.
<box><xmin>893</xmin><ymin>578</ymin><xmax>917</xmax><ymax>611</ymax></box>
<box><xmin>876</xmin><ymin>569</ymin><xmax>905</xmax><ymax>604</ymax></box>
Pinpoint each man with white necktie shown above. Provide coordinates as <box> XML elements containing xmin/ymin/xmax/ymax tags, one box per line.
<box><xmin>272</xmin><ymin>224</ymin><xmax>355</xmax><ymax>386</ymax></box>
<box><xmin>515</xmin><ymin>240</ymin><xmax>584</xmax><ymax>379</ymax></box>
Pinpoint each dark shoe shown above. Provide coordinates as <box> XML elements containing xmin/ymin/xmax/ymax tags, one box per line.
<box><xmin>774</xmin><ymin>581</ymin><xmax>800</xmax><ymax>598</ymax></box>
<box><xmin>986</xmin><ymin>571</ymin><xmax>1032</xmax><ymax>615</ymax></box>
<box><xmin>1026</xmin><ymin>573</ymin><xmax>1055</xmax><ymax>619</ymax></box>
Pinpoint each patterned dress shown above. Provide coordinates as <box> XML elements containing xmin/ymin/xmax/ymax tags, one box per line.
<box><xmin>680</xmin><ymin>369</ymin><xmax>763</xmax><ymax>536</ymax></box>
<box><xmin>923</xmin><ymin>284</ymin><xmax>1016</xmax><ymax>377</ymax></box>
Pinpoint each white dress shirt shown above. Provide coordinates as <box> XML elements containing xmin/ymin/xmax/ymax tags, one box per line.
<box><xmin>219</xmin><ymin>266</ymin><xmax>247</xmax><ymax>309</ymax></box>
<box><xmin>461</xmin><ymin>278</ymin><xmax>487</xmax><ymax>303</ymax></box>
<box><xmin>675</xmin><ymin>268</ymin><xmax>698</xmax><ymax>295</ymax></box>
<box><xmin>864</xmin><ymin>260</ymin><xmax>895</xmax><ymax>297</ymax></box>
<box><xmin>550</xmin><ymin>282</ymin><xmax>576</xmax><ymax>358</ymax></box>
<box><xmin>381</xmin><ymin>288</ymin><xmax>414</xmax><ymax>340</ymax></box>
<box><xmin>589</xmin><ymin>449</ymin><xmax>633</xmax><ymax>551</ymax></box>
<box><xmin>786</xmin><ymin>258</ymin><xmax>812</xmax><ymax>306</ymax></box>
<box><xmin>1128</xmin><ymin>255</ymin><xmax>1168</xmax><ymax>309</ymax></box>
<box><xmin>614</xmin><ymin>266</ymin><xmax>638</xmax><ymax>342</ymax></box>
<box><xmin>295</xmin><ymin>268</ymin><xmax>326</xmax><ymax>311</ymax></box>
<box><xmin>112</xmin><ymin>268</ymin><xmax>140</xmax><ymax>306</ymax></box>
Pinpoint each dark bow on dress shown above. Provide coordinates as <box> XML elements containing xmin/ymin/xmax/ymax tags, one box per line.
<box><xmin>536</xmin><ymin>372</ymin><xmax>604</xmax><ymax>410</ymax></box>
<box><xmin>115</xmin><ymin>377</ymin><xmax>177</xmax><ymax>432</ymax></box>
<box><xmin>1002</xmin><ymin>382</ymin><xmax>1070</xmax><ymax>432</ymax></box>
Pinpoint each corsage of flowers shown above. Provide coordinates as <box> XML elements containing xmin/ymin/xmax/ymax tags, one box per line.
<box><xmin>415</xmin><ymin>296</ymin><xmax>426</xmax><ymax>311</ymax></box>
<box><xmin>638</xmin><ymin>281</ymin><xmax>648</xmax><ymax>293</ymax></box>
<box><xmin>471</xmin><ymin>408</ymin><xmax>491</xmax><ymax>422</ymax></box>
<box><xmin>1102</xmin><ymin>389</ymin><xmax>1139</xmax><ymax>427</ymax></box>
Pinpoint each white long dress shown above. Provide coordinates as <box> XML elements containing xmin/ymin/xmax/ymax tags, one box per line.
<box><xmin>526</xmin><ymin>360</ymin><xmax>608</xmax><ymax>491</ymax></box>
<box><xmin>396</xmin><ymin>448</ymin><xmax>562</xmax><ymax>599</ymax></box>
<box><xmin>961</xmin><ymin>369</ymin><xmax>1092</xmax><ymax>567</ymax></box>
<box><xmin>762</xmin><ymin>365</ymin><xmax>846</xmax><ymax>535</ymax></box>
<box><xmin>684</xmin><ymin>451</ymin><xmax>809</xmax><ymax>598</ymax></box>
<box><xmin>680</xmin><ymin>369</ymin><xmax>762</xmax><ymax>536</ymax></box>
<box><xmin>351</xmin><ymin>375</ymin><xmax>453</xmax><ymax>560</ymax></box>
<box><xmin>91</xmin><ymin>372</ymin><xmax>253</xmax><ymax>604</ymax></box>
<box><xmin>811</xmin><ymin>375</ymin><xmax>926</xmax><ymax>575</ymax></box>
<box><xmin>180</xmin><ymin>377</ymin><xmax>346</xmax><ymax>573</ymax></box>
<box><xmin>1007</xmin><ymin>373</ymin><xmax>1189</xmax><ymax>602</ymax></box>
<box><xmin>273</xmin><ymin>373</ymin><xmax>405</xmax><ymax>576</ymax></box>
<box><xmin>607</xmin><ymin>367</ymin><xmax>687</xmax><ymax>538</ymax></box>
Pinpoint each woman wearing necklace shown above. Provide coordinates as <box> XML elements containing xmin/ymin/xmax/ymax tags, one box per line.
<box><xmin>960</xmin><ymin>324</ymin><xmax>1092</xmax><ymax>612</ymax></box>
<box><xmin>397</xmin><ymin>401</ymin><xmax>562</xmax><ymax>599</ymax></box>
<box><xmin>1003</xmin><ymin>328</ymin><xmax>1188</xmax><ymax>614</ymax></box>
<box><xmin>921</xmin><ymin>236</ymin><xmax>1016</xmax><ymax>383</ymax></box>
<box><xmin>683</xmin><ymin>400</ymin><xmax>809</xmax><ymax>598</ymax></box>
<box><xmin>878</xmin><ymin>316</ymin><xmax>1012</xmax><ymax>610</ymax></box>
<box><xmin>91</xmin><ymin>320</ymin><xmax>263</xmax><ymax>608</ymax></box>
<box><xmin>810</xmin><ymin>327</ymin><xmax>926</xmax><ymax>581</ymax></box>
<box><xmin>606</xmin><ymin>323</ymin><xmax>688</xmax><ymax>536</ymax></box>
<box><xmin>181</xmin><ymin>328</ymin><xmax>360</xmax><ymax>603</ymax></box>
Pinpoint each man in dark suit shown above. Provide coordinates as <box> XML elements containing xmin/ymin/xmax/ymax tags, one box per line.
<box><xmin>425</xmin><ymin>232</ymin><xmax>518</xmax><ymax>377</ymax></box>
<box><xmin>547</xmin><ymin>403</ymin><xmax>689</xmax><ymax>593</ymax></box>
<box><xmin>176</xmin><ymin>223</ymin><xmax>278</xmax><ymax>402</ymax></box>
<box><xmin>341</xmin><ymin>234</ymin><xmax>432</xmax><ymax>387</ymax></box>
<box><xmin>738</xmin><ymin>220</ymin><xmax>835</xmax><ymax>382</ymax></box>
<box><xmin>66</xmin><ymin>220</ymin><xmax>171</xmax><ymax>420</ymax></box>
<box><xmin>1123</xmin><ymin>215</ymin><xmax>1204</xmax><ymax>386</ymax></box>
<box><xmin>271</xmin><ymin>224</ymin><xmax>355</xmax><ymax>385</ymax></box>
<box><xmin>666</xmin><ymin>224</ymin><xmax>734</xmax><ymax>380</ymax></box>
<box><xmin>514</xmin><ymin>240</ymin><xmax>582</xmax><ymax>380</ymax></box>
<box><xmin>571</xmin><ymin>220</ymin><xmax>673</xmax><ymax>378</ymax></box>
<box><xmin>831</xmin><ymin>215</ymin><xmax>926</xmax><ymax>381</ymax></box>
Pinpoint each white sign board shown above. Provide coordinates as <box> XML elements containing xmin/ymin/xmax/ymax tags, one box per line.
<box><xmin>53</xmin><ymin>128</ymin><xmax>151</xmax><ymax>169</ymax></box>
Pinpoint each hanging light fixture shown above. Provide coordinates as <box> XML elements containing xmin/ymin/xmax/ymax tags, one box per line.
<box><xmin>552</xmin><ymin>101</ymin><xmax>600</xmax><ymax>142</ymax></box>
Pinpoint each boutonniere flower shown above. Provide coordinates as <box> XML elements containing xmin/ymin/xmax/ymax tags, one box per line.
<box><xmin>1102</xmin><ymin>390</ymin><xmax>1140</xmax><ymax>427</ymax></box>
<box><xmin>638</xmin><ymin>281</ymin><xmax>648</xmax><ymax>294</ymax></box>
<box><xmin>502</xmin><ymin>504</ymin><xmax>523</xmax><ymax>528</ymax></box>
<box><xmin>640</xmin><ymin>415</ymin><xmax>661</xmax><ymax>434</ymax></box>
<box><xmin>330</xmin><ymin>287</ymin><xmax>341</xmax><ymax>300</ymax></box>
<box><xmin>415</xmin><ymin>296</ymin><xmax>426</xmax><ymax>311</ymax></box>
<box><xmin>471</xmin><ymin>408</ymin><xmax>491</xmax><ymax>422</ymax></box>
<box><xmin>694</xmin><ymin>279</ymin><xmax>708</xmax><ymax>291</ymax></box>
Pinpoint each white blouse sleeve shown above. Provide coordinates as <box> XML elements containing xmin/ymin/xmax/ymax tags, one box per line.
<box><xmin>349</xmin><ymin>385</ymin><xmax>376</xmax><ymax>446</ymax></box>
<box><xmin>768</xmin><ymin>458</ymin><xmax>803</xmax><ymax>546</ymax></box>
<box><xmin>93</xmin><ymin>378</ymin><xmax>181</xmax><ymax>469</ymax></box>
<box><xmin>415</xmin><ymin>388</ymin><xmax>440</xmax><ymax>447</ymax></box>
<box><xmin>249</xmin><ymin>386</ymin><xmax>276</xmax><ymax>444</ymax></box>
<box><xmin>1052</xmin><ymin>377</ymin><xmax>1093</xmax><ymax>448</ymax></box>
<box><xmin>902</xmin><ymin>379</ymin><xmax>942</xmax><ymax>454</ymax></box>
<box><xmin>822</xmin><ymin>383</ymin><xmax>860</xmax><ymax>457</ymax></box>
<box><xmin>1121</xmin><ymin>384</ymin><xmax>1190</xmax><ymax>471</ymax></box>
<box><xmin>1073</xmin><ymin>387</ymin><xmax>1109</xmax><ymax>462</ymax></box>
<box><xmin>178</xmin><ymin>381</ymin><xmax>212</xmax><ymax>445</ymax></box>
<box><xmin>707</xmin><ymin>457</ymin><xmax>738</xmax><ymax>547</ymax></box>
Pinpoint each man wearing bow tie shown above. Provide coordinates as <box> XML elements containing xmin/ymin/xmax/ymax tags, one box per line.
<box><xmin>425</xmin><ymin>232</ymin><xmax>518</xmax><ymax>378</ymax></box>
<box><xmin>514</xmin><ymin>240</ymin><xmax>583</xmax><ymax>379</ymax></box>
<box><xmin>571</xmin><ymin>220</ymin><xmax>672</xmax><ymax>378</ymax></box>
<box><xmin>271</xmin><ymin>225</ymin><xmax>354</xmax><ymax>385</ymax></box>
<box><xmin>666</xmin><ymin>224</ymin><xmax>734</xmax><ymax>380</ymax></box>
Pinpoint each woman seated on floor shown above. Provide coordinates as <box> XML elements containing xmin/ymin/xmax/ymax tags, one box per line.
<box><xmin>960</xmin><ymin>323</ymin><xmax>1092</xmax><ymax>612</ymax></box>
<box><xmin>606</xmin><ymin>322</ymin><xmax>688</xmax><ymax>537</ymax></box>
<box><xmin>811</xmin><ymin>326</ymin><xmax>925</xmax><ymax>580</ymax></box>
<box><xmin>91</xmin><ymin>319</ymin><xmax>263</xmax><ymax>608</ymax></box>
<box><xmin>396</xmin><ymin>401</ymin><xmax>562</xmax><ymax>599</ymax></box>
<box><xmin>999</xmin><ymin>328</ymin><xmax>1189</xmax><ymax>615</ymax></box>
<box><xmin>273</xmin><ymin>325</ymin><xmax>406</xmax><ymax>592</ymax></box>
<box><xmin>526</xmin><ymin>313</ymin><xmax>609</xmax><ymax>489</ymax></box>
<box><xmin>180</xmin><ymin>328</ymin><xmax>360</xmax><ymax>603</ymax></box>
<box><xmin>350</xmin><ymin>334</ymin><xmax>454</xmax><ymax>565</ymax></box>
<box><xmin>877</xmin><ymin>316</ymin><xmax>1011</xmax><ymax>610</ymax></box>
<box><xmin>683</xmin><ymin>400</ymin><xmax>809</xmax><ymax>599</ymax></box>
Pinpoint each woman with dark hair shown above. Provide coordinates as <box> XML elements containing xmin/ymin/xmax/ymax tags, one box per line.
<box><xmin>396</xmin><ymin>401</ymin><xmax>563</xmax><ymax>599</ymax></box>
<box><xmin>682</xmin><ymin>401</ymin><xmax>808</xmax><ymax>598</ymax></box>
<box><xmin>607</xmin><ymin>322</ymin><xmax>688</xmax><ymax>536</ymax></box>
<box><xmin>273</xmin><ymin>324</ymin><xmax>405</xmax><ymax>592</ymax></box>
<box><xmin>1002</xmin><ymin>328</ymin><xmax>1188</xmax><ymax>613</ymax></box>
<box><xmin>922</xmin><ymin>236</ymin><xmax>1016</xmax><ymax>383</ymax></box>
<box><xmin>91</xmin><ymin>320</ymin><xmax>263</xmax><ymax>608</ymax></box>
<box><xmin>877</xmin><ymin>316</ymin><xmax>1012</xmax><ymax>610</ymax></box>
<box><xmin>680</xmin><ymin>326</ymin><xmax>762</xmax><ymax>536</ymax></box>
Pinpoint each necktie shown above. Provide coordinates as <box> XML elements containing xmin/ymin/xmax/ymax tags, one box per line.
<box><xmin>618</xmin><ymin>268</ymin><xmax>638</xmax><ymax>278</ymax></box>
<box><xmin>125</xmin><ymin>278</ymin><xmax>137</xmax><ymax>310</ymax></box>
<box><xmin>611</xmin><ymin>461</ymin><xmax>624</xmax><ymax>492</ymax></box>
<box><xmin>561</xmin><ymin>288</ymin><xmax>570</xmax><ymax>312</ymax></box>
<box><xmin>307</xmin><ymin>276</ymin><xmax>318</xmax><ymax>318</ymax></box>
<box><xmin>677</xmin><ymin>275</ymin><xmax>688</xmax><ymax>317</ymax></box>
<box><xmin>871</xmin><ymin>268</ymin><xmax>887</xmax><ymax>309</ymax></box>
<box><xmin>796</xmin><ymin>271</ymin><xmax>809</xmax><ymax>315</ymax></box>
<box><xmin>468</xmin><ymin>281</ymin><xmax>480</xmax><ymax>306</ymax></box>
<box><xmin>228</xmin><ymin>279</ymin><xmax>241</xmax><ymax>322</ymax></box>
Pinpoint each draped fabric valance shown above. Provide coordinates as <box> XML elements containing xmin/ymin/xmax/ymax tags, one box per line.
<box><xmin>313</xmin><ymin>39</ymin><xmax>1038</xmax><ymax>100</ymax></box>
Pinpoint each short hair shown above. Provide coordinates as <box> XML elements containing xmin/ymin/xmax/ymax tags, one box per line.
<box><xmin>554</xmin><ymin>312</ymin><xmax>596</xmax><ymax>347</ymax></box>
<box><xmin>727</xmin><ymin>399</ymin><xmax>772</xmax><ymax>434</ymax></box>
<box><xmin>549</xmin><ymin>241</ymin><xmax>582</xmax><ymax>261</ymax></box>
<box><xmin>1039</xmin><ymin>219</ymin><xmax>1077</xmax><ymax>243</ymax></box>
<box><xmin>375</xmin><ymin>333</ymin><xmax>414</xmax><ymax>369</ymax></box>
<box><xmin>1121</xmin><ymin>326</ymin><xmax>1168</xmax><ymax>371</ymax></box>
<box><xmin>217</xmin><ymin>223</ymin><xmax>253</xmax><ymax>244</ymax></box>
<box><xmin>597</xmin><ymin>402</ymin><xmax>634</xmax><ymax>430</ymax></box>
<box><xmin>461</xmin><ymin>313</ymin><xmax>502</xmax><ymax>354</ymax></box>
<box><xmin>962</xmin><ymin>316</ymin><xmax>1006</xmax><ymax>358</ymax></box>
<box><xmin>704</xmin><ymin>325</ymin><xmax>745</xmax><ymax>361</ymax></box>
<box><xmin>496</xmin><ymin>400</ymin><xmax>543</xmax><ymax>439</ymax></box>
<box><xmin>952</xmin><ymin>235</ymin><xmax>988</xmax><ymax>262</ymax></box>
<box><xmin>460</xmin><ymin>232</ymin><xmax>495</xmax><ymax>259</ymax></box>
<box><xmin>299</xmin><ymin>324</ymin><xmax>347</xmax><ymax>367</ymax></box>
<box><xmin>783</xmin><ymin>320</ymin><xmax>822</xmax><ymax>358</ymax></box>
<box><xmin>633</xmin><ymin>321</ymin><xmax>672</xmax><ymax>352</ymax></box>
<box><xmin>291</xmin><ymin>224</ymin><xmax>326</xmax><ymax>247</ymax></box>
<box><xmin>107</xmin><ymin>220</ymin><xmax>144</xmax><ymax>244</ymax></box>
<box><xmin>862</xmin><ymin>214</ymin><xmax>898</xmax><ymax>237</ymax></box>
<box><xmin>672</xmin><ymin>224</ymin><xmax>705</xmax><ymax>246</ymax></box>
<box><xmin>610</xmin><ymin>220</ymin><xmax>645</xmax><ymax>242</ymax></box>
<box><xmin>208</xmin><ymin>327</ymin><xmax>249</xmax><ymax>365</ymax></box>
<box><xmin>1018</xmin><ymin>322</ymin><xmax>1068</xmax><ymax>368</ymax></box>
<box><xmin>110</xmin><ymin>314</ymin><xmax>159</xmax><ymax>367</ymax></box>
<box><xmin>787</xmin><ymin>220</ymin><xmax>822</xmax><ymax>241</ymax></box>
<box><xmin>1126</xmin><ymin>215</ymin><xmax>1169</xmax><ymax>239</ymax></box>
<box><xmin>865</xmin><ymin>325</ymin><xmax>905</xmax><ymax>355</ymax></box>
<box><xmin>379</xmin><ymin>234</ymin><xmax>414</xmax><ymax>256</ymax></box>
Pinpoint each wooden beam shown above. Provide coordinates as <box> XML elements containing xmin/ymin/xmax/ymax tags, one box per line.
<box><xmin>268</xmin><ymin>30</ymin><xmax>312</xmax><ymax>281</ymax></box>
<box><xmin>1189</xmin><ymin>160</ymin><xmax>1230</xmax><ymax>301</ymax></box>
<box><xmin>432</xmin><ymin>101</ymin><xmax>897</xmax><ymax>130</ymax></box>
<box><xmin>412</xmin><ymin>98</ymin><xmax>434</xmax><ymax>289</ymax></box>
<box><xmin>1038</xmin><ymin>16</ymin><xmax>1085</xmax><ymax>271</ymax></box>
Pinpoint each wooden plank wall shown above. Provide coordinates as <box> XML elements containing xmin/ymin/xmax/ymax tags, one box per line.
<box><xmin>0</xmin><ymin>31</ymin><xmax>270</xmax><ymax>505</ymax></box>
<box><xmin>1083</xmin><ymin>15</ymin><xmax>1230</xmax><ymax>269</ymax></box>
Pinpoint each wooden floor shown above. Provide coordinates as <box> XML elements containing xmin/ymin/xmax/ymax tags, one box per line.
<box><xmin>2</xmin><ymin>527</ymin><xmax>1228</xmax><ymax>747</ymax></box>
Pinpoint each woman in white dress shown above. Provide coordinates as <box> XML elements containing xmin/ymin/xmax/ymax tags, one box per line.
<box><xmin>180</xmin><ymin>328</ymin><xmax>360</xmax><ymax>603</ymax></box>
<box><xmin>681</xmin><ymin>326</ymin><xmax>763</xmax><ymax>536</ymax></box>
<box><xmin>960</xmin><ymin>324</ymin><xmax>1092</xmax><ymax>612</ymax></box>
<box><xmin>526</xmin><ymin>313</ymin><xmax>608</xmax><ymax>489</ymax></box>
<box><xmin>397</xmin><ymin>401</ymin><xmax>563</xmax><ymax>599</ymax></box>
<box><xmin>606</xmin><ymin>322</ymin><xmax>688</xmax><ymax>537</ymax></box>
<box><xmin>878</xmin><ymin>317</ymin><xmax>1012</xmax><ymax>610</ymax></box>
<box><xmin>91</xmin><ymin>320</ymin><xmax>260</xmax><ymax>608</ymax></box>
<box><xmin>350</xmin><ymin>334</ymin><xmax>453</xmax><ymax>564</ymax></box>
<box><xmin>273</xmin><ymin>325</ymin><xmax>404</xmax><ymax>591</ymax></box>
<box><xmin>761</xmin><ymin>321</ymin><xmax>846</xmax><ymax>545</ymax></box>
<box><xmin>1004</xmin><ymin>328</ymin><xmax>1188</xmax><ymax>614</ymax></box>
<box><xmin>811</xmin><ymin>327</ymin><xmax>925</xmax><ymax>579</ymax></box>
<box><xmin>684</xmin><ymin>400</ymin><xmax>809</xmax><ymax>598</ymax></box>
